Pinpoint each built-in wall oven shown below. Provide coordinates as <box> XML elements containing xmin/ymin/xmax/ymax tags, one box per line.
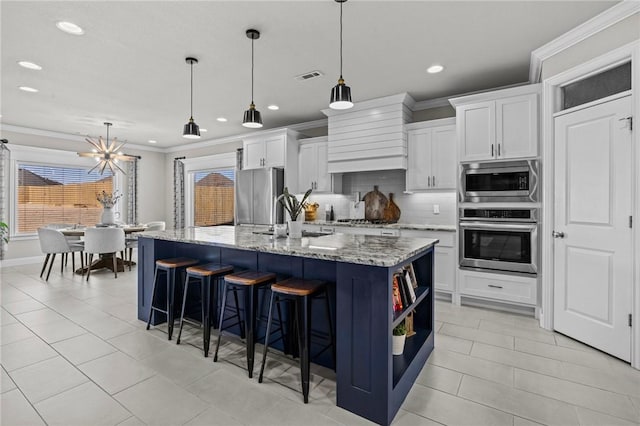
<box><xmin>460</xmin><ymin>160</ymin><xmax>539</xmax><ymax>203</ymax></box>
<box><xmin>459</xmin><ymin>207</ymin><xmax>539</xmax><ymax>275</ymax></box>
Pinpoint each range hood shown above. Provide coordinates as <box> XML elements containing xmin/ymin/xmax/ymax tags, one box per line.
<box><xmin>322</xmin><ymin>93</ymin><xmax>415</xmax><ymax>174</ymax></box>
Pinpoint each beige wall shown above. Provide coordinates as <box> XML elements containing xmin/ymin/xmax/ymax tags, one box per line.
<box><xmin>1</xmin><ymin>130</ymin><xmax>166</xmax><ymax>260</ymax></box>
<box><xmin>541</xmin><ymin>13</ymin><xmax>640</xmax><ymax>80</ymax></box>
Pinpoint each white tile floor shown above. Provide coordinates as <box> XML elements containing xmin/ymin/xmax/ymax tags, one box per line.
<box><xmin>1</xmin><ymin>261</ymin><xmax>640</xmax><ymax>426</ymax></box>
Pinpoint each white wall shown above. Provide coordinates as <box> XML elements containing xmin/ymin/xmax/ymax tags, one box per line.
<box><xmin>0</xmin><ymin>130</ymin><xmax>166</xmax><ymax>260</ymax></box>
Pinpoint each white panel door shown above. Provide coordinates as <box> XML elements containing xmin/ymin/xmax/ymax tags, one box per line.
<box><xmin>553</xmin><ymin>96</ymin><xmax>633</xmax><ymax>361</ymax></box>
<box><xmin>243</xmin><ymin>139</ymin><xmax>264</xmax><ymax>169</ymax></box>
<box><xmin>298</xmin><ymin>143</ymin><xmax>316</xmax><ymax>191</ymax></box>
<box><xmin>406</xmin><ymin>129</ymin><xmax>431</xmax><ymax>191</ymax></box>
<box><xmin>458</xmin><ymin>102</ymin><xmax>494</xmax><ymax>162</ymax></box>
<box><xmin>496</xmin><ymin>93</ymin><xmax>538</xmax><ymax>159</ymax></box>
<box><xmin>315</xmin><ymin>142</ymin><xmax>331</xmax><ymax>192</ymax></box>
<box><xmin>264</xmin><ymin>135</ymin><xmax>286</xmax><ymax>168</ymax></box>
<box><xmin>431</xmin><ymin>125</ymin><xmax>457</xmax><ymax>189</ymax></box>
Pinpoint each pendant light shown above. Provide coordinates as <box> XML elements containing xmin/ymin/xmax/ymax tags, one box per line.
<box><xmin>242</xmin><ymin>29</ymin><xmax>263</xmax><ymax>128</ymax></box>
<box><xmin>329</xmin><ymin>0</ymin><xmax>353</xmax><ymax>110</ymax></box>
<box><xmin>183</xmin><ymin>57</ymin><xmax>201</xmax><ymax>139</ymax></box>
<box><xmin>78</xmin><ymin>122</ymin><xmax>137</xmax><ymax>174</ymax></box>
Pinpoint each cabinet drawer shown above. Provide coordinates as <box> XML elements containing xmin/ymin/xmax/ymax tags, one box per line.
<box><xmin>459</xmin><ymin>269</ymin><xmax>537</xmax><ymax>306</ymax></box>
<box><xmin>401</xmin><ymin>230</ymin><xmax>455</xmax><ymax>247</ymax></box>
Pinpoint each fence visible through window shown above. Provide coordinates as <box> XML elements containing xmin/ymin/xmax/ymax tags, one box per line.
<box><xmin>17</xmin><ymin>163</ymin><xmax>114</xmax><ymax>233</ymax></box>
<box><xmin>193</xmin><ymin>169</ymin><xmax>235</xmax><ymax>226</ymax></box>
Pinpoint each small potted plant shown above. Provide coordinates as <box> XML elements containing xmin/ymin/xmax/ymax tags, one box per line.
<box><xmin>392</xmin><ymin>321</ymin><xmax>407</xmax><ymax>356</ymax></box>
<box><xmin>278</xmin><ymin>187</ymin><xmax>312</xmax><ymax>238</ymax></box>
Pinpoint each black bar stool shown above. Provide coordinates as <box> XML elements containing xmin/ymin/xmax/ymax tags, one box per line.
<box><xmin>176</xmin><ymin>263</ymin><xmax>234</xmax><ymax>357</ymax></box>
<box><xmin>213</xmin><ymin>270</ymin><xmax>276</xmax><ymax>378</ymax></box>
<box><xmin>258</xmin><ymin>278</ymin><xmax>336</xmax><ymax>403</ymax></box>
<box><xmin>146</xmin><ymin>257</ymin><xmax>198</xmax><ymax>340</ymax></box>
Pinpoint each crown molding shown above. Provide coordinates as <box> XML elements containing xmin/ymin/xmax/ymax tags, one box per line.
<box><xmin>413</xmin><ymin>97</ymin><xmax>452</xmax><ymax>111</ymax></box>
<box><xmin>321</xmin><ymin>93</ymin><xmax>416</xmax><ymax>117</ymax></box>
<box><xmin>0</xmin><ymin>123</ymin><xmax>165</xmax><ymax>153</ymax></box>
<box><xmin>529</xmin><ymin>0</ymin><xmax>640</xmax><ymax>83</ymax></box>
<box><xmin>449</xmin><ymin>83</ymin><xmax>541</xmax><ymax>108</ymax></box>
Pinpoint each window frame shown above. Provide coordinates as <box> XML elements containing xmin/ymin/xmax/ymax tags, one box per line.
<box><xmin>9</xmin><ymin>145</ymin><xmax>123</xmax><ymax>240</ymax></box>
<box><xmin>181</xmin><ymin>153</ymin><xmax>236</xmax><ymax>228</ymax></box>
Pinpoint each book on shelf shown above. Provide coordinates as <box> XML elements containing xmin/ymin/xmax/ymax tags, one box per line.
<box><xmin>405</xmin><ymin>263</ymin><xmax>418</xmax><ymax>289</ymax></box>
<box><xmin>403</xmin><ymin>270</ymin><xmax>417</xmax><ymax>303</ymax></box>
<box><xmin>397</xmin><ymin>273</ymin><xmax>410</xmax><ymax>309</ymax></box>
<box><xmin>392</xmin><ymin>275</ymin><xmax>403</xmax><ymax>312</ymax></box>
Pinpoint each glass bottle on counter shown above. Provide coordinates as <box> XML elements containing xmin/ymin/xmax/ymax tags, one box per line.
<box><xmin>330</xmin><ymin>205</ymin><xmax>335</xmax><ymax>221</ymax></box>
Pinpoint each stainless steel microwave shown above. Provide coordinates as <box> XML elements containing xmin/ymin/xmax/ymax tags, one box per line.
<box><xmin>459</xmin><ymin>160</ymin><xmax>539</xmax><ymax>203</ymax></box>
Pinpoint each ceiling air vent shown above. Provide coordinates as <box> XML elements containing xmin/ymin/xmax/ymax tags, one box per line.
<box><xmin>295</xmin><ymin>70</ymin><xmax>323</xmax><ymax>82</ymax></box>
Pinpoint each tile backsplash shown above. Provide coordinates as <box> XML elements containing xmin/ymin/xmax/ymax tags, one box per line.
<box><xmin>299</xmin><ymin>169</ymin><xmax>456</xmax><ymax>225</ymax></box>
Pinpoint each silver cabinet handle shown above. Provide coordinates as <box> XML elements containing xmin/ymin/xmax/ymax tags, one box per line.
<box><xmin>432</xmin><ymin>175</ymin><xmax>436</xmax><ymax>187</ymax></box>
<box><xmin>381</xmin><ymin>231</ymin><xmax>395</xmax><ymax>236</ymax></box>
<box><xmin>552</xmin><ymin>231</ymin><xmax>565</xmax><ymax>238</ymax></box>
<box><xmin>491</xmin><ymin>144</ymin><xmax>494</xmax><ymax>157</ymax></box>
<box><xmin>498</xmin><ymin>144</ymin><xmax>501</xmax><ymax>157</ymax></box>
<box><xmin>488</xmin><ymin>284</ymin><xmax>503</xmax><ymax>289</ymax></box>
<box><xmin>427</xmin><ymin>176</ymin><xmax>431</xmax><ymax>187</ymax></box>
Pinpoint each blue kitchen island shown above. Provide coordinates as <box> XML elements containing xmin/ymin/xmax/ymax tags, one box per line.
<box><xmin>137</xmin><ymin>226</ymin><xmax>437</xmax><ymax>425</ymax></box>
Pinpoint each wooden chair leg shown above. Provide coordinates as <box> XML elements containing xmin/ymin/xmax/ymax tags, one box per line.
<box><xmin>60</xmin><ymin>253</ymin><xmax>65</xmax><ymax>273</ymax></box>
<box><xmin>72</xmin><ymin>252</ymin><xmax>76</xmax><ymax>271</ymax></box>
<box><xmin>86</xmin><ymin>254</ymin><xmax>93</xmax><ymax>281</ymax></box>
<box><xmin>40</xmin><ymin>253</ymin><xmax>50</xmax><ymax>278</ymax></box>
<box><xmin>113</xmin><ymin>253</ymin><xmax>118</xmax><ymax>278</ymax></box>
<box><xmin>128</xmin><ymin>247</ymin><xmax>133</xmax><ymax>271</ymax></box>
<box><xmin>46</xmin><ymin>253</ymin><xmax>56</xmax><ymax>281</ymax></box>
<box><xmin>80</xmin><ymin>252</ymin><xmax>85</xmax><ymax>276</ymax></box>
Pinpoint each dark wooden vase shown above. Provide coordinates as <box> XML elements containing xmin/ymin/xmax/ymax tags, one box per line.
<box><xmin>383</xmin><ymin>193</ymin><xmax>401</xmax><ymax>223</ymax></box>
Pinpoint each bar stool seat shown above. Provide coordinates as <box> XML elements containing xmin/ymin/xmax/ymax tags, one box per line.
<box><xmin>259</xmin><ymin>277</ymin><xmax>336</xmax><ymax>403</ymax></box>
<box><xmin>213</xmin><ymin>270</ymin><xmax>277</xmax><ymax>378</ymax></box>
<box><xmin>146</xmin><ymin>257</ymin><xmax>198</xmax><ymax>340</ymax></box>
<box><xmin>176</xmin><ymin>263</ymin><xmax>233</xmax><ymax>357</ymax></box>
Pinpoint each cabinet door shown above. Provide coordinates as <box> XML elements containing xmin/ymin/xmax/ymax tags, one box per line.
<box><xmin>431</xmin><ymin>125</ymin><xmax>457</xmax><ymax>189</ymax></box>
<box><xmin>406</xmin><ymin>129</ymin><xmax>432</xmax><ymax>191</ymax></box>
<box><xmin>434</xmin><ymin>246</ymin><xmax>455</xmax><ymax>292</ymax></box>
<box><xmin>243</xmin><ymin>139</ymin><xmax>264</xmax><ymax>169</ymax></box>
<box><xmin>298</xmin><ymin>144</ymin><xmax>317</xmax><ymax>191</ymax></box>
<box><xmin>496</xmin><ymin>94</ymin><xmax>538</xmax><ymax>159</ymax></box>
<box><xmin>315</xmin><ymin>142</ymin><xmax>332</xmax><ymax>192</ymax></box>
<box><xmin>458</xmin><ymin>101</ymin><xmax>495</xmax><ymax>162</ymax></box>
<box><xmin>264</xmin><ymin>135</ymin><xmax>286</xmax><ymax>168</ymax></box>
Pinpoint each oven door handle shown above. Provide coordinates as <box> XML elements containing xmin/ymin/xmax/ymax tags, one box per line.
<box><xmin>459</xmin><ymin>221</ymin><xmax>537</xmax><ymax>231</ymax></box>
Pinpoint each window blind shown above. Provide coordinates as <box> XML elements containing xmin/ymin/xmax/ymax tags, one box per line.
<box><xmin>17</xmin><ymin>163</ymin><xmax>114</xmax><ymax>233</ymax></box>
<box><xmin>193</xmin><ymin>169</ymin><xmax>234</xmax><ymax>226</ymax></box>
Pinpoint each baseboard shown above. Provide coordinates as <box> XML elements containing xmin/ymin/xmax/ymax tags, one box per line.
<box><xmin>0</xmin><ymin>255</ymin><xmax>45</xmax><ymax>268</ymax></box>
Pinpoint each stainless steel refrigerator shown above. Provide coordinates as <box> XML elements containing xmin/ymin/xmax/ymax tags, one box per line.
<box><xmin>235</xmin><ymin>168</ymin><xmax>284</xmax><ymax>225</ymax></box>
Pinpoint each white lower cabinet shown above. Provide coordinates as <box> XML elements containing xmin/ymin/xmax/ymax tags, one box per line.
<box><xmin>458</xmin><ymin>268</ymin><xmax>537</xmax><ymax>306</ymax></box>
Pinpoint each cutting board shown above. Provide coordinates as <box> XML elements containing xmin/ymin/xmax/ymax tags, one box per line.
<box><xmin>363</xmin><ymin>186</ymin><xmax>388</xmax><ymax>221</ymax></box>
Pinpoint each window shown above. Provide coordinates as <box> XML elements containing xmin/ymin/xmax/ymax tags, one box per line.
<box><xmin>192</xmin><ymin>169</ymin><xmax>235</xmax><ymax>226</ymax></box>
<box><xmin>16</xmin><ymin>162</ymin><xmax>114</xmax><ymax>233</ymax></box>
<box><xmin>562</xmin><ymin>62</ymin><xmax>631</xmax><ymax>110</ymax></box>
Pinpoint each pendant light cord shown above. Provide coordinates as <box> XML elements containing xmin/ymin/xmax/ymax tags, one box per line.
<box><xmin>189</xmin><ymin>61</ymin><xmax>194</xmax><ymax>119</ymax></box>
<box><xmin>251</xmin><ymin>37</ymin><xmax>255</xmax><ymax>104</ymax></box>
<box><xmin>339</xmin><ymin>1</ymin><xmax>343</xmax><ymax>79</ymax></box>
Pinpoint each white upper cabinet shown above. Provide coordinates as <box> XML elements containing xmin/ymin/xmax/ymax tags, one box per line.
<box><xmin>451</xmin><ymin>85</ymin><xmax>540</xmax><ymax>162</ymax></box>
<box><xmin>243</xmin><ymin>129</ymin><xmax>300</xmax><ymax>192</ymax></box>
<box><xmin>298</xmin><ymin>137</ymin><xmax>341</xmax><ymax>193</ymax></box>
<box><xmin>406</xmin><ymin>118</ymin><xmax>456</xmax><ymax>191</ymax></box>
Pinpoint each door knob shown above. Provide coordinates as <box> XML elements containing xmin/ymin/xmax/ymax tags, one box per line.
<box><xmin>552</xmin><ymin>231</ymin><xmax>565</xmax><ymax>238</ymax></box>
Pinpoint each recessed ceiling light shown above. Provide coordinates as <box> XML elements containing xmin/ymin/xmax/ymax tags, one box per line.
<box><xmin>56</xmin><ymin>21</ymin><xmax>84</xmax><ymax>35</ymax></box>
<box><xmin>18</xmin><ymin>61</ymin><xmax>42</xmax><ymax>70</ymax></box>
<box><xmin>267</xmin><ymin>105</ymin><xmax>279</xmax><ymax>111</ymax></box>
<box><xmin>148</xmin><ymin>140</ymin><xmax>157</xmax><ymax>144</ymax></box>
<box><xmin>216</xmin><ymin>117</ymin><xmax>227</xmax><ymax>122</ymax></box>
<box><xmin>200</xmin><ymin>128</ymin><xmax>208</xmax><ymax>132</ymax></box>
<box><xmin>426</xmin><ymin>65</ymin><xmax>444</xmax><ymax>74</ymax></box>
<box><xmin>19</xmin><ymin>86</ymin><xmax>39</xmax><ymax>93</ymax></box>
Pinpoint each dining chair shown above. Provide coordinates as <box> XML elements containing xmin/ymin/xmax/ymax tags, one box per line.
<box><xmin>124</xmin><ymin>221</ymin><xmax>166</xmax><ymax>270</ymax></box>
<box><xmin>37</xmin><ymin>227</ymin><xmax>84</xmax><ymax>281</ymax></box>
<box><xmin>84</xmin><ymin>227</ymin><xmax>126</xmax><ymax>281</ymax></box>
<box><xmin>45</xmin><ymin>223</ymin><xmax>84</xmax><ymax>267</ymax></box>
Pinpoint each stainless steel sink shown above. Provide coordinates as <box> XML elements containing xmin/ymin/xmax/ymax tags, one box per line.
<box><xmin>252</xmin><ymin>230</ymin><xmax>331</xmax><ymax>238</ymax></box>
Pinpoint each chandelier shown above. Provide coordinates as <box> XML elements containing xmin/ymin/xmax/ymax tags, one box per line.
<box><xmin>78</xmin><ymin>122</ymin><xmax>137</xmax><ymax>174</ymax></box>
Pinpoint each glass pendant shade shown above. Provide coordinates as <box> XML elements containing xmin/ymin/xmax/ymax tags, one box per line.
<box><xmin>330</xmin><ymin>78</ymin><xmax>353</xmax><ymax>110</ymax></box>
<box><xmin>183</xmin><ymin>117</ymin><xmax>200</xmax><ymax>139</ymax></box>
<box><xmin>242</xmin><ymin>103</ymin><xmax>263</xmax><ymax>128</ymax></box>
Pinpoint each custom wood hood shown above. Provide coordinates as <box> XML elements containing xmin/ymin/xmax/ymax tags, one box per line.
<box><xmin>322</xmin><ymin>93</ymin><xmax>415</xmax><ymax>173</ymax></box>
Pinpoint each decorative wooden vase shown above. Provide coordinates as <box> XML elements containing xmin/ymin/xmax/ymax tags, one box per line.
<box><xmin>383</xmin><ymin>193</ymin><xmax>401</xmax><ymax>223</ymax></box>
<box><xmin>363</xmin><ymin>185</ymin><xmax>388</xmax><ymax>222</ymax></box>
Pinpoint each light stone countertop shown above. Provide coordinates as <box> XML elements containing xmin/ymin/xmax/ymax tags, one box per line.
<box><xmin>138</xmin><ymin>226</ymin><xmax>438</xmax><ymax>267</ymax></box>
<box><xmin>304</xmin><ymin>220</ymin><xmax>456</xmax><ymax>232</ymax></box>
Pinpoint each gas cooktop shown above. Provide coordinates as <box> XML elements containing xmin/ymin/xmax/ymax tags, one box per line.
<box><xmin>336</xmin><ymin>219</ymin><xmax>393</xmax><ymax>225</ymax></box>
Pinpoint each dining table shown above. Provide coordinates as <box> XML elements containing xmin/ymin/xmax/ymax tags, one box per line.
<box><xmin>61</xmin><ymin>225</ymin><xmax>146</xmax><ymax>274</ymax></box>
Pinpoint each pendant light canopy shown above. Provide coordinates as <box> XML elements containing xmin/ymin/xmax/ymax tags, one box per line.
<box><xmin>183</xmin><ymin>57</ymin><xmax>201</xmax><ymax>139</ymax></box>
<box><xmin>329</xmin><ymin>0</ymin><xmax>353</xmax><ymax>110</ymax></box>
<box><xmin>78</xmin><ymin>122</ymin><xmax>137</xmax><ymax>175</ymax></box>
<box><xmin>242</xmin><ymin>29</ymin><xmax>263</xmax><ymax>128</ymax></box>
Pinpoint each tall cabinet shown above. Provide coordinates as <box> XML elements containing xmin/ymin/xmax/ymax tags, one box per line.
<box><xmin>451</xmin><ymin>84</ymin><xmax>540</xmax><ymax>162</ymax></box>
<box><xmin>242</xmin><ymin>128</ymin><xmax>300</xmax><ymax>193</ymax></box>
<box><xmin>298</xmin><ymin>136</ymin><xmax>342</xmax><ymax>193</ymax></box>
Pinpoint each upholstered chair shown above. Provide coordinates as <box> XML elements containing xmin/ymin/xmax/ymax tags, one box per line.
<box><xmin>84</xmin><ymin>227</ymin><xmax>126</xmax><ymax>281</ymax></box>
<box><xmin>37</xmin><ymin>227</ymin><xmax>84</xmax><ymax>281</ymax></box>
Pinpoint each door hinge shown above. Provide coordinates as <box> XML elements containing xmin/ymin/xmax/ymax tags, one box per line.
<box><xmin>629</xmin><ymin>313</ymin><xmax>633</xmax><ymax>327</ymax></box>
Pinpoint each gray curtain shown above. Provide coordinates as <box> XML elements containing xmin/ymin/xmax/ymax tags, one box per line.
<box><xmin>126</xmin><ymin>159</ymin><xmax>139</xmax><ymax>224</ymax></box>
<box><xmin>173</xmin><ymin>157</ymin><xmax>185</xmax><ymax>229</ymax></box>
<box><xmin>0</xmin><ymin>142</ymin><xmax>10</xmax><ymax>260</ymax></box>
